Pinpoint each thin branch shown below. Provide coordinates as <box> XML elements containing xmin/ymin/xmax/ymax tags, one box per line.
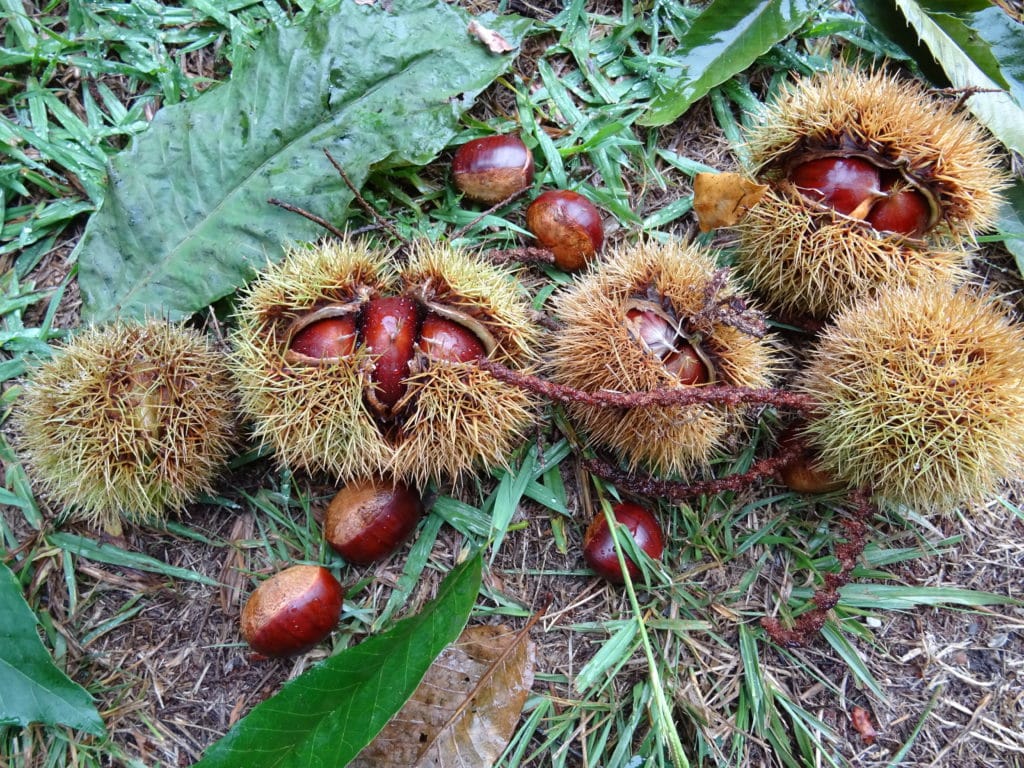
<box><xmin>483</xmin><ymin>246</ymin><xmax>557</xmax><ymax>266</ymax></box>
<box><xmin>323</xmin><ymin>149</ymin><xmax>409</xmax><ymax>247</ymax></box>
<box><xmin>760</xmin><ymin>488</ymin><xmax>874</xmax><ymax>647</ymax></box>
<box><xmin>449</xmin><ymin>186</ymin><xmax>532</xmax><ymax>242</ymax></box>
<box><xmin>267</xmin><ymin>198</ymin><xmax>348</xmax><ymax>240</ymax></box>
<box><xmin>584</xmin><ymin>437</ymin><xmax>805</xmax><ymax>501</ymax></box>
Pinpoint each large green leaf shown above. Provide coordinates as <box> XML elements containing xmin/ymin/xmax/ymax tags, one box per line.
<box><xmin>0</xmin><ymin>561</ymin><xmax>105</xmax><ymax>735</ymax></box>
<box><xmin>855</xmin><ymin>0</ymin><xmax>1024</xmax><ymax>155</ymax></box>
<box><xmin>639</xmin><ymin>0</ymin><xmax>815</xmax><ymax>127</ymax></box>
<box><xmin>77</xmin><ymin>0</ymin><xmax>529</xmax><ymax>323</ymax></box>
<box><xmin>193</xmin><ymin>553</ymin><xmax>482</xmax><ymax>768</ymax></box>
<box><xmin>997</xmin><ymin>179</ymin><xmax>1024</xmax><ymax>277</ymax></box>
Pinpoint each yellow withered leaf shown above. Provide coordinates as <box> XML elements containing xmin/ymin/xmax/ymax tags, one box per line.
<box><xmin>693</xmin><ymin>172</ymin><xmax>767</xmax><ymax>232</ymax></box>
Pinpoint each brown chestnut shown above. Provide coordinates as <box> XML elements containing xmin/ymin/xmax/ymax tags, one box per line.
<box><xmin>625</xmin><ymin>306</ymin><xmax>709</xmax><ymax>385</ymax></box>
<box><xmin>324</xmin><ymin>477</ymin><xmax>423</xmax><ymax>564</ymax></box>
<box><xmin>790</xmin><ymin>157</ymin><xmax>880</xmax><ymax>217</ymax></box>
<box><xmin>582</xmin><ymin>502</ymin><xmax>664</xmax><ymax>583</ymax></box>
<box><xmin>362</xmin><ymin>296</ymin><xmax>420</xmax><ymax>410</ymax></box>
<box><xmin>289</xmin><ymin>316</ymin><xmax>358</xmax><ymax>360</ymax></box>
<box><xmin>866</xmin><ymin>187</ymin><xmax>931</xmax><ymax>236</ymax></box>
<box><xmin>526</xmin><ymin>189</ymin><xmax>604</xmax><ymax>271</ymax></box>
<box><xmin>777</xmin><ymin>426</ymin><xmax>845</xmax><ymax>494</ymax></box>
<box><xmin>418</xmin><ymin>313</ymin><xmax>485</xmax><ymax>363</ymax></box>
<box><xmin>452</xmin><ymin>134</ymin><xmax>534</xmax><ymax>204</ymax></box>
<box><xmin>240</xmin><ymin>565</ymin><xmax>345</xmax><ymax>658</ymax></box>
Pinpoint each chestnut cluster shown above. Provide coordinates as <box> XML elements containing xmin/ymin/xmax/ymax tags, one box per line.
<box><xmin>452</xmin><ymin>134</ymin><xmax>605</xmax><ymax>271</ymax></box>
<box><xmin>287</xmin><ymin>295</ymin><xmax>486</xmax><ymax>418</ymax></box>
<box><xmin>789</xmin><ymin>156</ymin><xmax>934</xmax><ymax>237</ymax></box>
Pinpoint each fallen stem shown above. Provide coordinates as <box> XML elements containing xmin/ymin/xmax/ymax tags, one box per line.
<box><xmin>478</xmin><ymin>359</ymin><xmax>816</xmax><ymax>412</ymax></box>
<box><xmin>323</xmin><ymin>149</ymin><xmax>409</xmax><ymax>248</ymax></box>
<box><xmin>760</xmin><ymin>487</ymin><xmax>874</xmax><ymax>647</ymax></box>
<box><xmin>584</xmin><ymin>437</ymin><xmax>805</xmax><ymax>501</ymax></box>
<box><xmin>267</xmin><ymin>198</ymin><xmax>348</xmax><ymax>240</ymax></box>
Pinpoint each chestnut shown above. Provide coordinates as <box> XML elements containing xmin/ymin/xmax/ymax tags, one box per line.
<box><xmin>418</xmin><ymin>312</ymin><xmax>485</xmax><ymax>363</ymax></box>
<box><xmin>625</xmin><ymin>306</ymin><xmax>709</xmax><ymax>385</ymax></box>
<box><xmin>324</xmin><ymin>477</ymin><xmax>423</xmax><ymax>564</ymax></box>
<box><xmin>452</xmin><ymin>134</ymin><xmax>534</xmax><ymax>204</ymax></box>
<box><xmin>866</xmin><ymin>187</ymin><xmax>931</xmax><ymax>236</ymax></box>
<box><xmin>526</xmin><ymin>189</ymin><xmax>604</xmax><ymax>271</ymax></box>
<box><xmin>582</xmin><ymin>502</ymin><xmax>664</xmax><ymax>583</ymax></box>
<box><xmin>240</xmin><ymin>565</ymin><xmax>345</xmax><ymax>658</ymax></box>
<box><xmin>362</xmin><ymin>296</ymin><xmax>420</xmax><ymax>410</ymax></box>
<box><xmin>777</xmin><ymin>426</ymin><xmax>845</xmax><ymax>494</ymax></box>
<box><xmin>790</xmin><ymin>157</ymin><xmax>880</xmax><ymax>217</ymax></box>
<box><xmin>288</xmin><ymin>315</ymin><xmax>358</xmax><ymax>360</ymax></box>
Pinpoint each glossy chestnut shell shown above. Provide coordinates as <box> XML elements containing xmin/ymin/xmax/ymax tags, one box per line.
<box><xmin>526</xmin><ymin>190</ymin><xmax>604</xmax><ymax>271</ymax></box>
<box><xmin>324</xmin><ymin>477</ymin><xmax>423</xmax><ymax>565</ymax></box>
<box><xmin>240</xmin><ymin>565</ymin><xmax>345</xmax><ymax>658</ymax></box>
<box><xmin>582</xmin><ymin>502</ymin><xmax>664</xmax><ymax>583</ymax></box>
<box><xmin>452</xmin><ymin>134</ymin><xmax>534</xmax><ymax>204</ymax></box>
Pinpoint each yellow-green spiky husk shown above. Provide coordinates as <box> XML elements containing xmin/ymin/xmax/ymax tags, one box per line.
<box><xmin>393</xmin><ymin>364</ymin><xmax>538</xmax><ymax>488</ymax></box>
<box><xmin>231</xmin><ymin>239</ymin><xmax>397</xmax><ymax>479</ymax></box>
<box><xmin>735</xmin><ymin>67</ymin><xmax>1008</xmax><ymax>318</ymax></box>
<box><xmin>394</xmin><ymin>241</ymin><xmax>541</xmax><ymax>484</ymax></box>
<box><xmin>735</xmin><ymin>190</ymin><xmax>968</xmax><ymax>318</ymax></box>
<box><xmin>798</xmin><ymin>281</ymin><xmax>1024</xmax><ymax>510</ymax></box>
<box><xmin>230</xmin><ymin>238</ymin><xmax>540</xmax><ymax>484</ymax></box>
<box><xmin>549</xmin><ymin>240</ymin><xmax>778</xmax><ymax>477</ymax></box>
<box><xmin>17</xmin><ymin>321</ymin><xmax>236</xmax><ymax>527</ymax></box>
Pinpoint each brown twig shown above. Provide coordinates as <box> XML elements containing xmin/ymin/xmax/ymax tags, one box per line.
<box><xmin>267</xmin><ymin>198</ymin><xmax>348</xmax><ymax>240</ymax></box>
<box><xmin>478</xmin><ymin>358</ymin><xmax>816</xmax><ymax>412</ymax></box>
<box><xmin>760</xmin><ymin>488</ymin><xmax>874</xmax><ymax>647</ymax></box>
<box><xmin>584</xmin><ymin>437</ymin><xmax>805</xmax><ymax>501</ymax></box>
<box><xmin>322</xmin><ymin>149</ymin><xmax>409</xmax><ymax>247</ymax></box>
<box><xmin>690</xmin><ymin>267</ymin><xmax>768</xmax><ymax>339</ymax></box>
<box><xmin>449</xmin><ymin>186</ymin><xmax>532</xmax><ymax>242</ymax></box>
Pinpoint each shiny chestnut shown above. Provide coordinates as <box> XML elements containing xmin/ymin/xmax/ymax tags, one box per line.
<box><xmin>289</xmin><ymin>315</ymin><xmax>358</xmax><ymax>360</ymax></box>
<box><xmin>452</xmin><ymin>134</ymin><xmax>534</xmax><ymax>204</ymax></box>
<box><xmin>324</xmin><ymin>477</ymin><xmax>423</xmax><ymax>564</ymax></box>
<box><xmin>240</xmin><ymin>565</ymin><xmax>345</xmax><ymax>658</ymax></box>
<box><xmin>418</xmin><ymin>312</ymin><xmax>485</xmax><ymax>363</ymax></box>
<box><xmin>866</xmin><ymin>185</ymin><xmax>931</xmax><ymax>236</ymax></box>
<box><xmin>625</xmin><ymin>306</ymin><xmax>710</xmax><ymax>386</ymax></box>
<box><xmin>526</xmin><ymin>190</ymin><xmax>604</xmax><ymax>271</ymax></box>
<box><xmin>582</xmin><ymin>502</ymin><xmax>664</xmax><ymax>583</ymax></box>
<box><xmin>790</xmin><ymin>157</ymin><xmax>880</xmax><ymax>217</ymax></box>
<box><xmin>362</xmin><ymin>296</ymin><xmax>420</xmax><ymax>410</ymax></box>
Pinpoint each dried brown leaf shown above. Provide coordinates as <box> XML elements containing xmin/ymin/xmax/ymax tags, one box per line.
<box><xmin>693</xmin><ymin>171</ymin><xmax>767</xmax><ymax>232</ymax></box>
<box><xmin>351</xmin><ymin>624</ymin><xmax>536</xmax><ymax>768</ymax></box>
<box><xmin>467</xmin><ymin>20</ymin><xmax>515</xmax><ymax>54</ymax></box>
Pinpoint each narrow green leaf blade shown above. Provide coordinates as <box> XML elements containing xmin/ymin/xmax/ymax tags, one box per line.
<box><xmin>0</xmin><ymin>562</ymin><xmax>105</xmax><ymax>735</ymax></box>
<box><xmin>48</xmin><ymin>532</ymin><xmax>221</xmax><ymax>586</ymax></box>
<box><xmin>640</xmin><ymin>0</ymin><xmax>814</xmax><ymax>127</ymax></box>
<box><xmin>77</xmin><ymin>0</ymin><xmax>529</xmax><ymax>322</ymax></box>
<box><xmin>194</xmin><ymin>553</ymin><xmax>483</xmax><ymax>768</ymax></box>
<box><xmin>837</xmin><ymin>583</ymin><xmax>1020</xmax><ymax>610</ymax></box>
<box><xmin>998</xmin><ymin>178</ymin><xmax>1024</xmax><ymax>276</ymax></box>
